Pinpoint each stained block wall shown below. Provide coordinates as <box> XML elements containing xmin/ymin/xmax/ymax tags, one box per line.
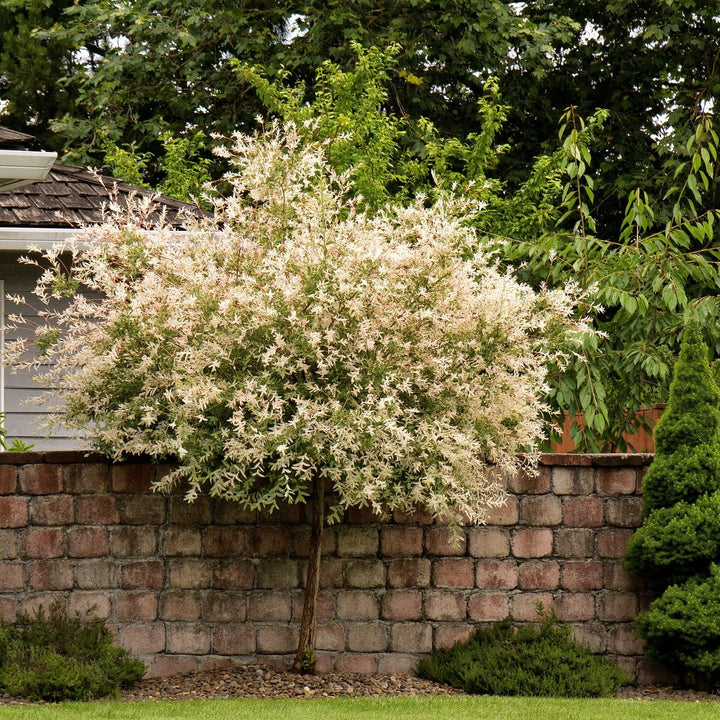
<box><xmin>0</xmin><ymin>451</ymin><xmax>666</xmax><ymax>682</ymax></box>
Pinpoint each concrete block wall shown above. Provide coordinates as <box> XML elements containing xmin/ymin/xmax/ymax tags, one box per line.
<box><xmin>0</xmin><ymin>451</ymin><xmax>666</xmax><ymax>682</ymax></box>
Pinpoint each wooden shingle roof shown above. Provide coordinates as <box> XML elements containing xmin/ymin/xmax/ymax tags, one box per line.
<box><xmin>0</xmin><ymin>163</ymin><xmax>197</xmax><ymax>229</ymax></box>
<box><xmin>0</xmin><ymin>127</ymin><xmax>36</xmax><ymax>149</ymax></box>
<box><xmin>0</xmin><ymin>127</ymin><xmax>200</xmax><ymax>229</ymax></box>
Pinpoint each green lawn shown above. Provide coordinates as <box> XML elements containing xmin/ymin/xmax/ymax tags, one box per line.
<box><xmin>0</xmin><ymin>696</ymin><xmax>718</xmax><ymax>720</ymax></box>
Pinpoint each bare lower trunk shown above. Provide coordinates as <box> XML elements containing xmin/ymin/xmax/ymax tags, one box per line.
<box><xmin>291</xmin><ymin>473</ymin><xmax>324</xmax><ymax>673</ymax></box>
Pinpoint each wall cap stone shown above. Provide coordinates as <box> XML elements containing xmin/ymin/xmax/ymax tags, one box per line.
<box><xmin>539</xmin><ymin>453</ymin><xmax>653</xmax><ymax>468</ymax></box>
<box><xmin>1</xmin><ymin>451</ymin><xmax>655</xmax><ymax>468</ymax></box>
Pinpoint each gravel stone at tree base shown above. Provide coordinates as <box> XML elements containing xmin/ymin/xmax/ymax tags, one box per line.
<box><xmin>118</xmin><ymin>664</ymin><xmax>465</xmax><ymax>702</ymax></box>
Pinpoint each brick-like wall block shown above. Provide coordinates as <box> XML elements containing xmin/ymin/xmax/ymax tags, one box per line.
<box><xmin>467</xmin><ymin>527</ymin><xmax>510</xmax><ymax>558</ymax></box>
<box><xmin>424</xmin><ymin>592</ymin><xmax>466</xmax><ymax>622</ymax></box>
<box><xmin>23</xmin><ymin>528</ymin><xmax>63</xmax><ymax>558</ymax></box>
<box><xmin>468</xmin><ymin>592</ymin><xmax>509</xmax><ymax>621</ymax></box>
<box><xmin>345</xmin><ymin>560</ymin><xmax>386</xmax><ymax>588</ymax></box>
<box><xmin>68</xmin><ymin>527</ymin><xmax>110</xmax><ymax>558</ymax></box>
<box><xmin>19</xmin><ymin>465</ymin><xmax>62</xmax><ymax>495</ymax></box>
<box><xmin>347</xmin><ymin>623</ymin><xmax>388</xmax><ymax>652</ymax></box>
<box><xmin>380</xmin><ymin>526</ymin><xmax>423</xmax><ymax>557</ymax></box>
<box><xmin>256</xmin><ymin>626</ymin><xmax>299</xmax><ymax>654</ymax></box>
<box><xmin>30</xmin><ymin>496</ymin><xmax>74</xmax><ymax>525</ymax></box>
<box><xmin>390</xmin><ymin>623</ymin><xmax>432</xmax><ymax>653</ymax></box>
<box><xmin>0</xmin><ymin>497</ymin><xmax>28</xmax><ymax>528</ymax></box>
<box><xmin>0</xmin><ymin>466</ymin><xmax>17</xmax><ymax>494</ymax></box>
<box><xmin>122</xmin><ymin>560</ymin><xmax>165</xmax><ymax>590</ymax></box>
<box><xmin>337</xmin><ymin>590</ymin><xmax>379</xmax><ymax>620</ymax></box>
<box><xmin>517</xmin><ymin>560</ymin><xmax>560</xmax><ymax>590</ymax></box>
<box><xmin>597</xmin><ymin>468</ymin><xmax>636</xmax><ymax>495</ymax></box>
<box><xmin>433</xmin><ymin>558</ymin><xmax>475</xmax><ymax>588</ymax></box>
<box><xmin>563</xmin><ymin>497</ymin><xmax>604</xmax><ymax>527</ymax></box>
<box><xmin>511</xmin><ymin>529</ymin><xmax>553</xmax><ymax>558</ymax></box>
<box><xmin>381</xmin><ymin>590</ymin><xmax>422</xmax><ymax>621</ymax></box>
<box><xmin>519</xmin><ymin>495</ymin><xmax>563</xmax><ymax>526</ymax></box>
<box><xmin>388</xmin><ymin>558</ymin><xmax>431</xmax><ymax>588</ymax></box>
<box><xmin>337</xmin><ymin>527</ymin><xmax>379</xmax><ymax>557</ymax></box>
<box><xmin>212</xmin><ymin>624</ymin><xmax>256</xmax><ymax>655</ymax></box>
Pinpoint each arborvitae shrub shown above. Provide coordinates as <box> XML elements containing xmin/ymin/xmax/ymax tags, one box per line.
<box><xmin>640</xmin><ymin>446</ymin><xmax>720</xmax><ymax>515</ymax></box>
<box><xmin>640</xmin><ymin>321</ymin><xmax>720</xmax><ymax>515</ymax></box>
<box><xmin>635</xmin><ymin>564</ymin><xmax>720</xmax><ymax>682</ymax></box>
<box><xmin>623</xmin><ymin>490</ymin><xmax>720</xmax><ymax>584</ymax></box>
<box><xmin>0</xmin><ymin>602</ymin><xmax>145</xmax><ymax>701</ymax></box>
<box><xmin>416</xmin><ymin>612</ymin><xmax>627</xmax><ymax>698</ymax></box>
<box><xmin>624</xmin><ymin>320</ymin><xmax>720</xmax><ymax>684</ymax></box>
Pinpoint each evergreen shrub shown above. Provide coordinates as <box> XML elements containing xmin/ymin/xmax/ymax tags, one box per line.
<box><xmin>0</xmin><ymin>602</ymin><xmax>145</xmax><ymax>701</ymax></box>
<box><xmin>623</xmin><ymin>490</ymin><xmax>720</xmax><ymax>584</ymax></box>
<box><xmin>639</xmin><ymin>320</ymin><xmax>720</xmax><ymax>515</ymax></box>
<box><xmin>624</xmin><ymin>320</ymin><xmax>720</xmax><ymax>684</ymax></box>
<box><xmin>416</xmin><ymin>612</ymin><xmax>627</xmax><ymax>698</ymax></box>
<box><xmin>635</xmin><ymin>564</ymin><xmax>720</xmax><ymax>682</ymax></box>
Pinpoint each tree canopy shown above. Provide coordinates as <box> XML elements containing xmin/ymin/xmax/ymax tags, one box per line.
<box><xmin>4</xmin><ymin>0</ymin><xmax>719</xmax><ymax>212</ymax></box>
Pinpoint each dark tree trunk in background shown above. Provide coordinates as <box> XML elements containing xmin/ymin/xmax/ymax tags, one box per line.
<box><xmin>291</xmin><ymin>473</ymin><xmax>325</xmax><ymax>673</ymax></box>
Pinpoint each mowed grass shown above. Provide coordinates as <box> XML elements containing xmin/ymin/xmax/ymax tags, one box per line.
<box><xmin>0</xmin><ymin>695</ymin><xmax>718</xmax><ymax>720</ymax></box>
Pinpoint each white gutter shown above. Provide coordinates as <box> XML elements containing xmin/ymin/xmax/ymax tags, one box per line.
<box><xmin>0</xmin><ymin>227</ymin><xmax>86</xmax><ymax>251</ymax></box>
<box><xmin>0</xmin><ymin>226</ymin><xmax>190</xmax><ymax>252</ymax></box>
<box><xmin>0</xmin><ymin>149</ymin><xmax>57</xmax><ymax>191</ymax></box>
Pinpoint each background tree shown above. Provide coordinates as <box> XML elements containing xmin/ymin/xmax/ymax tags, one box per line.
<box><xmin>238</xmin><ymin>48</ymin><xmax>720</xmax><ymax>450</ymax></box>
<box><xmin>7</xmin><ymin>122</ymin><xmax>590</xmax><ymax>671</ymax></box>
<box><xmin>0</xmin><ymin>0</ymin><xmax>77</xmax><ymax>152</ymax></box>
<box><xmin>3</xmin><ymin>0</ymin><xmax>719</xmax><ymax>216</ymax></box>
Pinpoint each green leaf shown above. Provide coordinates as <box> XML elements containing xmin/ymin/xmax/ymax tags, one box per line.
<box><xmin>662</xmin><ymin>285</ymin><xmax>678</xmax><ymax>311</ymax></box>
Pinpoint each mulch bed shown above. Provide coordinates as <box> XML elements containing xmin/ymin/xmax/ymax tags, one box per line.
<box><xmin>2</xmin><ymin>664</ymin><xmax>719</xmax><ymax>705</ymax></box>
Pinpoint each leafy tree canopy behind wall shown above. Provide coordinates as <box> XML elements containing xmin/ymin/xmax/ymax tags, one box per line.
<box><xmin>3</xmin><ymin>0</ymin><xmax>719</xmax><ymax>224</ymax></box>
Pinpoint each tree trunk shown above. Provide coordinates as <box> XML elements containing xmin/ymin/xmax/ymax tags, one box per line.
<box><xmin>291</xmin><ymin>473</ymin><xmax>325</xmax><ymax>673</ymax></box>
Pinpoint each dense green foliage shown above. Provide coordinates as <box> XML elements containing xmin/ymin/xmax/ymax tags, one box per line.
<box><xmin>233</xmin><ymin>50</ymin><xmax>720</xmax><ymax>451</ymax></box>
<box><xmin>622</xmin><ymin>492</ymin><xmax>720</xmax><ymax>585</ymax></box>
<box><xmin>633</xmin><ymin>321</ymin><xmax>720</xmax><ymax>515</ymax></box>
<box><xmin>416</xmin><ymin>614</ymin><xmax>627</xmax><ymax>698</ymax></box>
<box><xmin>624</xmin><ymin>321</ymin><xmax>720</xmax><ymax>683</ymax></box>
<box><xmin>4</xmin><ymin>0</ymin><xmax>720</xmax><ymax>207</ymax></box>
<box><xmin>635</xmin><ymin>565</ymin><xmax>720</xmax><ymax>684</ymax></box>
<box><xmin>0</xmin><ymin>602</ymin><xmax>145</xmax><ymax>701</ymax></box>
<box><xmin>0</xmin><ymin>0</ymin><xmax>76</xmax><ymax>150</ymax></box>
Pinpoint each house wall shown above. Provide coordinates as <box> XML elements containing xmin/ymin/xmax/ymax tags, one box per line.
<box><xmin>0</xmin><ymin>252</ymin><xmax>85</xmax><ymax>451</ymax></box>
<box><xmin>0</xmin><ymin>451</ymin><xmax>670</xmax><ymax>683</ymax></box>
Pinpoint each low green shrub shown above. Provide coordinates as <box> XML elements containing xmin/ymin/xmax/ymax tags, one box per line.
<box><xmin>0</xmin><ymin>601</ymin><xmax>145</xmax><ymax>701</ymax></box>
<box><xmin>635</xmin><ymin>564</ymin><xmax>720</xmax><ymax>684</ymax></box>
<box><xmin>416</xmin><ymin>612</ymin><xmax>627</xmax><ymax>698</ymax></box>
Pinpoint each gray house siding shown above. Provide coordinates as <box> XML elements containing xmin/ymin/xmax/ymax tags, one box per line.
<box><xmin>1</xmin><ymin>252</ymin><xmax>85</xmax><ymax>450</ymax></box>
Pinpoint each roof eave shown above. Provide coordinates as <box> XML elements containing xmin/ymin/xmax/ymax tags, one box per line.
<box><xmin>0</xmin><ymin>149</ymin><xmax>58</xmax><ymax>191</ymax></box>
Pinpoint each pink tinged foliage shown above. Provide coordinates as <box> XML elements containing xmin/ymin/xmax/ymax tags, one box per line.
<box><xmin>6</xmin><ymin>121</ymin><xmax>592</xmax><ymax>524</ymax></box>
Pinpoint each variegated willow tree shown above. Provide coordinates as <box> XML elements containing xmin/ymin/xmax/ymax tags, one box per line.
<box><xmin>7</xmin><ymin>122</ymin><xmax>592</xmax><ymax>672</ymax></box>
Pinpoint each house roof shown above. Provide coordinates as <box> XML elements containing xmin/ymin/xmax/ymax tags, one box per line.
<box><xmin>0</xmin><ymin>127</ymin><xmax>36</xmax><ymax>150</ymax></box>
<box><xmin>0</xmin><ymin>163</ymin><xmax>197</xmax><ymax>229</ymax></box>
<box><xmin>0</xmin><ymin>126</ymin><xmax>201</xmax><ymax>231</ymax></box>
